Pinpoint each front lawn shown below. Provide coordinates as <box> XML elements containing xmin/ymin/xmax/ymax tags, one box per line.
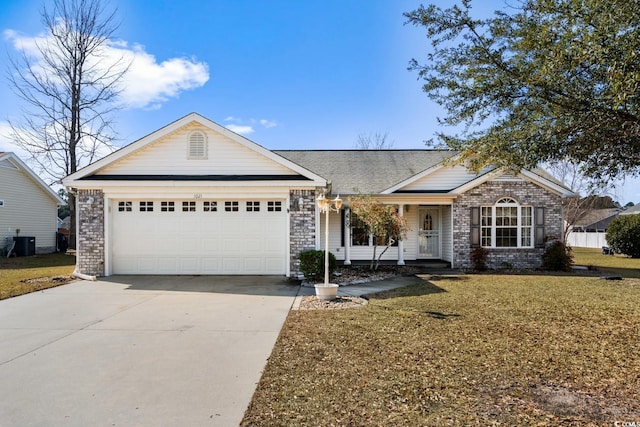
<box><xmin>0</xmin><ymin>253</ymin><xmax>76</xmax><ymax>299</ymax></box>
<box><xmin>243</xmin><ymin>271</ymin><xmax>640</xmax><ymax>425</ymax></box>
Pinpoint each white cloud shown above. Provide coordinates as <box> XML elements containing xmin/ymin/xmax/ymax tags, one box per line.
<box><xmin>225</xmin><ymin>124</ymin><xmax>255</xmax><ymax>135</ymax></box>
<box><xmin>223</xmin><ymin>116</ymin><xmax>278</xmax><ymax>134</ymax></box>
<box><xmin>118</xmin><ymin>43</ymin><xmax>209</xmax><ymax>109</ymax></box>
<box><xmin>4</xmin><ymin>28</ymin><xmax>210</xmax><ymax>111</ymax></box>
<box><xmin>260</xmin><ymin>119</ymin><xmax>278</xmax><ymax>128</ymax></box>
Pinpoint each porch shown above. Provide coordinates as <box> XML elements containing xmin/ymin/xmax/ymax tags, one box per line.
<box><xmin>319</xmin><ymin>203</ymin><xmax>454</xmax><ymax>267</ymax></box>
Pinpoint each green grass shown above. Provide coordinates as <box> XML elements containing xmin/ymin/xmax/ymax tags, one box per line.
<box><xmin>572</xmin><ymin>246</ymin><xmax>640</xmax><ymax>278</ymax></box>
<box><xmin>243</xmin><ymin>271</ymin><xmax>640</xmax><ymax>425</ymax></box>
<box><xmin>0</xmin><ymin>253</ymin><xmax>76</xmax><ymax>299</ymax></box>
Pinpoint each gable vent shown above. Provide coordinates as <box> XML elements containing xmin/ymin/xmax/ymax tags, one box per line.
<box><xmin>188</xmin><ymin>131</ymin><xmax>207</xmax><ymax>159</ymax></box>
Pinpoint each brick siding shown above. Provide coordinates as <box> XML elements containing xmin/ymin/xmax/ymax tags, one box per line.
<box><xmin>453</xmin><ymin>180</ymin><xmax>563</xmax><ymax>269</ymax></box>
<box><xmin>77</xmin><ymin>189</ymin><xmax>105</xmax><ymax>276</ymax></box>
<box><xmin>289</xmin><ymin>189</ymin><xmax>318</xmax><ymax>278</ymax></box>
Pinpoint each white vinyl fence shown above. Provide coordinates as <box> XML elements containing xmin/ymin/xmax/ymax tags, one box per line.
<box><xmin>566</xmin><ymin>231</ymin><xmax>608</xmax><ymax>249</ymax></box>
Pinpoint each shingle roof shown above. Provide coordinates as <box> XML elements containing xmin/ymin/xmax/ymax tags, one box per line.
<box><xmin>274</xmin><ymin>150</ymin><xmax>453</xmax><ymax>194</ymax></box>
<box><xmin>621</xmin><ymin>204</ymin><xmax>640</xmax><ymax>215</ymax></box>
<box><xmin>573</xmin><ymin>208</ymin><xmax>621</xmax><ymax>228</ymax></box>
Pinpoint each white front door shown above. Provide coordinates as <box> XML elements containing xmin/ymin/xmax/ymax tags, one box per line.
<box><xmin>418</xmin><ymin>207</ymin><xmax>440</xmax><ymax>258</ymax></box>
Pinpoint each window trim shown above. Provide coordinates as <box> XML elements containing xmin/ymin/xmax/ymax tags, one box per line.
<box><xmin>480</xmin><ymin>197</ymin><xmax>534</xmax><ymax>248</ymax></box>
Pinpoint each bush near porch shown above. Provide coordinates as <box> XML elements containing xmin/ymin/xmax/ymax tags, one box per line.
<box><xmin>242</xmin><ymin>254</ymin><xmax>640</xmax><ymax>425</ymax></box>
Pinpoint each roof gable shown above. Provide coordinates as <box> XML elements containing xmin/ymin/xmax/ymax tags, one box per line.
<box><xmin>384</xmin><ymin>161</ymin><xmax>496</xmax><ymax>193</ymax></box>
<box><xmin>64</xmin><ymin>113</ymin><xmax>326</xmax><ymax>185</ymax></box>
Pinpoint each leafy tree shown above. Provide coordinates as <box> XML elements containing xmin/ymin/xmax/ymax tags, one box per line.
<box><xmin>606</xmin><ymin>215</ymin><xmax>640</xmax><ymax>258</ymax></box>
<box><xmin>405</xmin><ymin>0</ymin><xmax>640</xmax><ymax>182</ymax></box>
<box><xmin>6</xmin><ymin>0</ymin><xmax>129</xmax><ymax>248</ymax></box>
<box><xmin>348</xmin><ymin>195</ymin><xmax>409</xmax><ymax>271</ymax></box>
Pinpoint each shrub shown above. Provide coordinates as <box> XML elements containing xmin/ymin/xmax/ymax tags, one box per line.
<box><xmin>470</xmin><ymin>247</ymin><xmax>489</xmax><ymax>271</ymax></box>
<box><xmin>299</xmin><ymin>250</ymin><xmax>337</xmax><ymax>282</ymax></box>
<box><xmin>541</xmin><ymin>240</ymin><xmax>573</xmax><ymax>271</ymax></box>
<box><xmin>606</xmin><ymin>215</ymin><xmax>640</xmax><ymax>258</ymax></box>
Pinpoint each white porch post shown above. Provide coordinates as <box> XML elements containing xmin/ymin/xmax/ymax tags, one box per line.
<box><xmin>343</xmin><ymin>207</ymin><xmax>351</xmax><ymax>265</ymax></box>
<box><xmin>397</xmin><ymin>204</ymin><xmax>405</xmax><ymax>265</ymax></box>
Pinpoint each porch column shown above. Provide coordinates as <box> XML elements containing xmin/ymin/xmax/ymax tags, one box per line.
<box><xmin>343</xmin><ymin>207</ymin><xmax>351</xmax><ymax>265</ymax></box>
<box><xmin>397</xmin><ymin>204</ymin><xmax>405</xmax><ymax>265</ymax></box>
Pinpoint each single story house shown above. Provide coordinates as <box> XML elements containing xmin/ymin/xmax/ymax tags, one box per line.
<box><xmin>0</xmin><ymin>152</ymin><xmax>64</xmax><ymax>254</ymax></box>
<box><xmin>620</xmin><ymin>204</ymin><xmax>640</xmax><ymax>216</ymax></box>
<box><xmin>62</xmin><ymin>113</ymin><xmax>572</xmax><ymax>278</ymax></box>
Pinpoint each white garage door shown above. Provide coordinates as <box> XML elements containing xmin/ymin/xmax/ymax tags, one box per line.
<box><xmin>111</xmin><ymin>199</ymin><xmax>287</xmax><ymax>275</ymax></box>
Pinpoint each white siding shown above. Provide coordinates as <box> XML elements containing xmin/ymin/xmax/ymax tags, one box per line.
<box><xmin>319</xmin><ymin>210</ymin><xmax>344</xmax><ymax>260</ymax></box>
<box><xmin>401</xmin><ymin>164</ymin><xmax>494</xmax><ymax>191</ymax></box>
<box><xmin>402</xmin><ymin>206</ymin><xmax>418</xmax><ymax>261</ymax></box>
<box><xmin>99</xmin><ymin>123</ymin><xmax>296</xmax><ymax>176</ymax></box>
<box><xmin>0</xmin><ymin>162</ymin><xmax>58</xmax><ymax>253</ymax></box>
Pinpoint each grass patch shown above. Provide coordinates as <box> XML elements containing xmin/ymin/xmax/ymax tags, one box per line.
<box><xmin>572</xmin><ymin>247</ymin><xmax>640</xmax><ymax>278</ymax></box>
<box><xmin>243</xmin><ymin>274</ymin><xmax>640</xmax><ymax>425</ymax></box>
<box><xmin>0</xmin><ymin>253</ymin><xmax>76</xmax><ymax>299</ymax></box>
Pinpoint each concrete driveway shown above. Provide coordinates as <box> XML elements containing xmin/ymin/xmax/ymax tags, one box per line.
<box><xmin>0</xmin><ymin>275</ymin><xmax>299</xmax><ymax>426</ymax></box>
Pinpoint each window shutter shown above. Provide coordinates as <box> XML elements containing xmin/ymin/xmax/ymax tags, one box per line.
<box><xmin>535</xmin><ymin>206</ymin><xmax>545</xmax><ymax>248</ymax></box>
<box><xmin>470</xmin><ymin>207</ymin><xmax>480</xmax><ymax>247</ymax></box>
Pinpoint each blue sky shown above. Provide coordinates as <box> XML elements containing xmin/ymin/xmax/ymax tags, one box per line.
<box><xmin>1</xmin><ymin>0</ymin><xmax>638</xmax><ymax>204</ymax></box>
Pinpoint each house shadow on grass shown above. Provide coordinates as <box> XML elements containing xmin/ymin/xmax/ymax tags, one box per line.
<box><xmin>365</xmin><ymin>275</ymin><xmax>450</xmax><ymax>300</ymax></box>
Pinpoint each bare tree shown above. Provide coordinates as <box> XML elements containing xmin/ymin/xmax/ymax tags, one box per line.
<box><xmin>546</xmin><ymin>160</ymin><xmax>619</xmax><ymax>241</ymax></box>
<box><xmin>6</xmin><ymin>0</ymin><xmax>129</xmax><ymax>249</ymax></box>
<box><xmin>355</xmin><ymin>131</ymin><xmax>394</xmax><ymax>150</ymax></box>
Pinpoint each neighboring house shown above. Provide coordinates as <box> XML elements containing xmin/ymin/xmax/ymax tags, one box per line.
<box><xmin>565</xmin><ymin>208</ymin><xmax>621</xmax><ymax>248</ymax></box>
<box><xmin>62</xmin><ymin>113</ymin><xmax>573</xmax><ymax>278</ymax></box>
<box><xmin>620</xmin><ymin>204</ymin><xmax>640</xmax><ymax>216</ymax></box>
<box><xmin>0</xmin><ymin>152</ymin><xmax>64</xmax><ymax>254</ymax></box>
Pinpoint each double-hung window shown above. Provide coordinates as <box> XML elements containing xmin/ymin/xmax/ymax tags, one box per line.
<box><xmin>480</xmin><ymin>198</ymin><xmax>533</xmax><ymax>248</ymax></box>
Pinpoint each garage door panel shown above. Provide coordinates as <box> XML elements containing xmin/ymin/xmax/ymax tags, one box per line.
<box><xmin>201</xmin><ymin>257</ymin><xmax>221</xmax><ymax>273</ymax></box>
<box><xmin>179</xmin><ymin>258</ymin><xmax>199</xmax><ymax>273</ymax></box>
<box><xmin>157</xmin><ymin>257</ymin><xmax>179</xmax><ymax>273</ymax></box>
<box><xmin>111</xmin><ymin>199</ymin><xmax>286</xmax><ymax>275</ymax></box>
<box><xmin>222</xmin><ymin>258</ymin><xmax>243</xmax><ymax>273</ymax></box>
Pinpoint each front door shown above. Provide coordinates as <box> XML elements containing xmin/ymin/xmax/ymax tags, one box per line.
<box><xmin>419</xmin><ymin>207</ymin><xmax>440</xmax><ymax>258</ymax></box>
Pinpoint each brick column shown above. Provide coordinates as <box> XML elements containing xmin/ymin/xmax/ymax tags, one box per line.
<box><xmin>77</xmin><ymin>189</ymin><xmax>105</xmax><ymax>276</ymax></box>
<box><xmin>289</xmin><ymin>189</ymin><xmax>318</xmax><ymax>279</ymax></box>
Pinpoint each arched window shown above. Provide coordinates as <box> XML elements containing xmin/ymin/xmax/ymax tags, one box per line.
<box><xmin>480</xmin><ymin>197</ymin><xmax>533</xmax><ymax>248</ymax></box>
<box><xmin>187</xmin><ymin>130</ymin><xmax>207</xmax><ymax>159</ymax></box>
